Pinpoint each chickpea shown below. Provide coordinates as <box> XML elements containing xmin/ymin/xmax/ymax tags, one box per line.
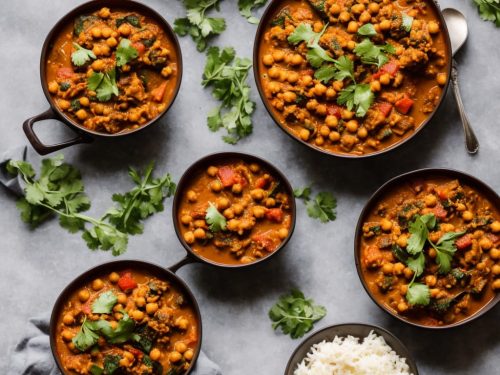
<box><xmin>490</xmin><ymin>221</ymin><xmax>500</xmax><ymax>233</ymax></box>
<box><xmin>456</xmin><ymin>203</ymin><xmax>466</xmax><ymax>211</ymax></box>
<box><xmin>314</xmin><ymin>83</ymin><xmax>327</xmax><ymax>96</ymax></box>
<box><xmin>492</xmin><ymin>279</ymin><xmax>500</xmax><ymax>291</ymax></box>
<box><xmin>184</xmin><ymin>231</ymin><xmax>195</xmax><ymax>245</ymax></box>
<box><xmin>175</xmin><ymin>317</ymin><xmax>189</xmax><ymax>330</ymax></box>
<box><xmin>479</xmin><ymin>237</ymin><xmax>493</xmax><ymax>250</ymax></box>
<box><xmin>329</xmin><ymin>131</ymin><xmax>340</xmax><ymax>142</ymax></box>
<box><xmin>91</xmin><ymin>27</ymin><xmax>102</xmax><ymax>39</ymax></box>
<box><xmin>299</xmin><ymin>128</ymin><xmax>310</xmax><ymax>141</ymax></box>
<box><xmin>227</xmin><ymin>219</ymin><xmax>240</xmax><ymax>231</ymax></box>
<box><xmin>194</xmin><ymin>228</ymin><xmax>206</xmax><ymax>240</ymax></box>
<box><xmin>48</xmin><ymin>81</ymin><xmax>58</xmax><ymax>94</ymax></box>
<box><xmin>492</xmin><ymin>264</ymin><xmax>500</xmax><ymax>276</ymax></box>
<box><xmin>175</xmin><ymin>342</ymin><xmax>188</xmax><ymax>353</ymax></box>
<box><xmin>268</xmin><ymin>67</ymin><xmax>280</xmax><ymax>79</ymax></box>
<box><xmin>62</xmin><ymin>330</ymin><xmax>73</xmax><ymax>341</ymax></box>
<box><xmin>403</xmin><ymin>267</ymin><xmax>414</xmax><ymax>279</ymax></box>
<box><xmin>161</xmin><ymin>66</ymin><xmax>173</xmax><ymax>78</ymax></box>
<box><xmin>119</xmin><ymin>357</ymin><xmax>130</xmax><ymax>367</ymax></box>
<box><xmin>108</xmin><ymin>272</ymin><xmax>120</xmax><ymax>283</ymax></box>
<box><xmin>262</xmin><ymin>54</ymin><xmax>274</xmax><ymax>66</ymax></box>
<box><xmin>272</xmin><ymin>50</ymin><xmax>285</xmax><ymax>62</ymax></box>
<box><xmin>184</xmin><ymin>349</ymin><xmax>194</xmax><ymax>361</ymax></box>
<box><xmin>116</xmin><ymin>294</ymin><xmax>127</xmax><ymax>305</ymax></box>
<box><xmin>357</xmin><ymin>127</ymin><xmax>368</xmax><ymax>139</ymax></box>
<box><xmin>345</xmin><ymin>120</ymin><xmax>359</xmax><ymax>133</ymax></box>
<box><xmin>78</xmin><ymin>289</ymin><xmax>90</xmax><ymax>302</ymax></box>
<box><xmin>75</xmin><ymin>109</ymin><xmax>87</xmax><ymax>120</ymax></box>
<box><xmin>437</xmin><ymin>73</ymin><xmax>447</xmax><ymax>86</ymax></box>
<box><xmin>330</xmin><ymin>4</ymin><xmax>341</xmax><ymax>15</ymax></box>
<box><xmin>428</xmin><ymin>248</ymin><xmax>437</xmax><ymax>258</ymax></box>
<box><xmin>287</xmin><ymin>71</ymin><xmax>299</xmax><ymax>84</ymax></box>
<box><xmin>290</xmin><ymin>54</ymin><xmax>303</xmax><ymax>66</ymax></box>
<box><xmin>233</xmin><ymin>204</ymin><xmax>244</xmax><ymax>215</ymax></box>
<box><xmin>117</xmin><ymin>24</ymin><xmax>131</xmax><ymax>36</ymax></box>
<box><xmin>210</xmin><ymin>180</ymin><xmax>223</xmax><ymax>193</ymax></box>
<box><xmin>424</xmin><ymin>194</ymin><xmax>437</xmax><ymax>207</ymax></box>
<box><xmin>319</xmin><ymin>125</ymin><xmax>330</xmax><ymax>137</ymax></box>
<box><xmin>250</xmin><ymin>189</ymin><xmax>265</xmax><ymax>201</ymax></box>
<box><xmin>63</xmin><ymin>313</ymin><xmax>74</xmax><ymax>325</ymax></box>
<box><xmin>394</xmin><ymin>262</ymin><xmax>405</xmax><ymax>275</ymax></box>
<box><xmin>382</xmin><ymin>263</ymin><xmax>394</xmax><ymax>275</ymax></box>
<box><xmin>370</xmin><ymin>80</ymin><xmax>381</xmax><ymax>92</ymax></box>
<box><xmin>379</xmin><ymin>20</ymin><xmax>391</xmax><ymax>31</ymax></box>
<box><xmin>301</xmin><ymin>75</ymin><xmax>313</xmax><ymax>86</ymax></box>
<box><xmin>278</xmin><ymin>228</ymin><xmax>289</xmax><ymax>239</ymax></box>
<box><xmin>397</xmin><ymin>235</ymin><xmax>408</xmax><ymax>248</ymax></box>
<box><xmin>252</xmin><ymin>206</ymin><xmax>266</xmax><ymax>219</ymax></box>
<box><xmin>283</xmin><ymin>91</ymin><xmax>297</xmax><ymax>103</ymax></box>
<box><xmin>325</xmin><ymin>115</ymin><xmax>338</xmax><ymax>127</ymax></box>
<box><xmin>181</xmin><ymin>215</ymin><xmax>193</xmax><ymax>225</ymax></box>
<box><xmin>339</xmin><ymin>11</ymin><xmax>351</xmax><ymax>23</ymax></box>
<box><xmin>249</xmin><ymin>163</ymin><xmax>260</xmax><ymax>173</ymax></box>
<box><xmin>462</xmin><ymin>211</ymin><xmax>473</xmax><ymax>221</ymax></box>
<box><xmin>92</xmin><ymin>279</ymin><xmax>104</xmax><ymax>291</ymax></box>
<box><xmin>98</xmin><ymin>7</ymin><xmax>110</xmax><ymax>18</ymax></box>
<box><xmin>492</xmin><ymin>248</ymin><xmax>500</xmax><ymax>260</ymax></box>
<box><xmin>351</xmin><ymin>3</ymin><xmax>365</xmax><ymax>14</ymax></box>
<box><xmin>146</xmin><ymin>303</ymin><xmax>159</xmax><ymax>315</ymax></box>
<box><xmin>347</xmin><ymin>21</ymin><xmax>359</xmax><ymax>33</ymax></box>
<box><xmin>326</xmin><ymin>87</ymin><xmax>336</xmax><ymax>98</ymax></box>
<box><xmin>397</xmin><ymin>302</ymin><xmax>409</xmax><ymax>313</ymax></box>
<box><xmin>316</xmin><ymin>104</ymin><xmax>327</xmax><ymax>116</ymax></box>
<box><xmin>428</xmin><ymin>21</ymin><xmax>440</xmax><ymax>34</ymax></box>
<box><xmin>105</xmin><ymin>37</ymin><xmax>117</xmax><ymax>48</ymax></box>
<box><xmin>113</xmin><ymin>303</ymin><xmax>123</xmax><ymax>313</ymax></box>
<box><xmin>58</xmin><ymin>99</ymin><xmax>71</xmax><ymax>110</ymax></box>
<box><xmin>223</xmin><ymin>208</ymin><xmax>235</xmax><ymax>219</ymax></box>
<box><xmin>169</xmin><ymin>351</ymin><xmax>183</xmax><ymax>363</ymax></box>
<box><xmin>207</xmin><ymin>166</ymin><xmax>218</xmax><ymax>177</ymax></box>
<box><xmin>315</xmin><ymin>136</ymin><xmax>325</xmax><ymax>146</ymax></box>
<box><xmin>380</xmin><ymin>73</ymin><xmax>391</xmax><ymax>85</ymax></box>
<box><xmin>368</xmin><ymin>3</ymin><xmax>380</xmax><ymax>14</ymax></box>
<box><xmin>132</xmin><ymin>310</ymin><xmax>144</xmax><ymax>321</ymax></box>
<box><xmin>135</xmin><ymin>296</ymin><xmax>146</xmax><ymax>308</ymax></box>
<box><xmin>150</xmin><ymin>348</ymin><xmax>161</xmax><ymax>361</ymax></box>
<box><xmin>380</xmin><ymin>218</ymin><xmax>392</xmax><ymax>232</ymax></box>
<box><xmin>77</xmin><ymin>97</ymin><xmax>89</xmax><ymax>108</ymax></box>
<box><xmin>186</xmin><ymin>190</ymin><xmax>197</xmax><ymax>202</ymax></box>
<box><xmin>265</xmin><ymin>198</ymin><xmax>276</xmax><ymax>207</ymax></box>
<box><xmin>217</xmin><ymin>197</ymin><xmax>230</xmax><ymax>210</ymax></box>
<box><xmin>341</xmin><ymin>109</ymin><xmax>353</xmax><ymax>120</ymax></box>
<box><xmin>425</xmin><ymin>275</ymin><xmax>437</xmax><ymax>287</ymax></box>
<box><xmin>359</xmin><ymin>11</ymin><xmax>371</xmax><ymax>24</ymax></box>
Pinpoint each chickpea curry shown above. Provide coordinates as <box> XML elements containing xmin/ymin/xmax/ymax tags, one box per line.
<box><xmin>46</xmin><ymin>7</ymin><xmax>179</xmax><ymax>134</ymax></box>
<box><xmin>177</xmin><ymin>159</ymin><xmax>293</xmax><ymax>265</ymax></box>
<box><xmin>55</xmin><ymin>269</ymin><xmax>199</xmax><ymax>374</ymax></box>
<box><xmin>359</xmin><ymin>177</ymin><xmax>500</xmax><ymax>326</ymax></box>
<box><xmin>258</xmin><ymin>0</ymin><xmax>449</xmax><ymax>156</ymax></box>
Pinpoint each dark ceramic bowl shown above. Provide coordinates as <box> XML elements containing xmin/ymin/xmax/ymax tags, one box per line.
<box><xmin>253</xmin><ymin>0</ymin><xmax>452</xmax><ymax>158</ymax></box>
<box><xmin>285</xmin><ymin>323</ymin><xmax>419</xmax><ymax>374</ymax></box>
<box><xmin>24</xmin><ymin>0</ymin><xmax>183</xmax><ymax>155</ymax></box>
<box><xmin>354</xmin><ymin>168</ymin><xmax>500</xmax><ymax>329</ymax></box>
<box><xmin>172</xmin><ymin>152</ymin><xmax>296</xmax><ymax>269</ymax></box>
<box><xmin>50</xmin><ymin>260</ymin><xmax>201</xmax><ymax>374</ymax></box>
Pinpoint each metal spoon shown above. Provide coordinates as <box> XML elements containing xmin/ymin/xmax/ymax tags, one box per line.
<box><xmin>443</xmin><ymin>8</ymin><xmax>479</xmax><ymax>154</ymax></box>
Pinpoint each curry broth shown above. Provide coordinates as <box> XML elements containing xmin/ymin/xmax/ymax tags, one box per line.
<box><xmin>359</xmin><ymin>177</ymin><xmax>499</xmax><ymax>326</ymax></box>
<box><xmin>257</xmin><ymin>0</ymin><xmax>449</xmax><ymax>156</ymax></box>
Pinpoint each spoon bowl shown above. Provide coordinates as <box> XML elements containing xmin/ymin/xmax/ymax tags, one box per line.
<box><xmin>443</xmin><ymin>8</ymin><xmax>469</xmax><ymax>56</ymax></box>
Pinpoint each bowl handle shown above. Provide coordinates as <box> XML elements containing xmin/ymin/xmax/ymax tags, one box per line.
<box><xmin>23</xmin><ymin>108</ymin><xmax>93</xmax><ymax>155</ymax></box>
<box><xmin>168</xmin><ymin>254</ymin><xmax>198</xmax><ymax>273</ymax></box>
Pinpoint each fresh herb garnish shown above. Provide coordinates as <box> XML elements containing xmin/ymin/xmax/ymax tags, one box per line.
<box><xmin>72</xmin><ymin>318</ymin><xmax>102</xmax><ymax>351</ymax></box>
<box><xmin>294</xmin><ymin>186</ymin><xmax>337</xmax><ymax>223</ymax></box>
<box><xmin>103</xmin><ymin>355</ymin><xmax>122</xmax><ymax>374</ymax></box>
<box><xmin>7</xmin><ymin>156</ymin><xmax>176</xmax><ymax>256</ymax></box>
<box><xmin>358</xmin><ymin>23</ymin><xmax>377</xmax><ymax>36</ymax></box>
<box><xmin>337</xmin><ymin>83</ymin><xmax>374</xmax><ymax>118</ymax></box>
<box><xmin>314</xmin><ymin>55</ymin><xmax>354</xmax><ymax>83</ymax></box>
<box><xmin>174</xmin><ymin>0</ymin><xmax>226</xmax><ymax>52</ymax></box>
<box><xmin>89</xmin><ymin>364</ymin><xmax>104</xmax><ymax>375</ymax></box>
<box><xmin>354</xmin><ymin>38</ymin><xmax>396</xmax><ymax>68</ymax></box>
<box><xmin>91</xmin><ymin>291</ymin><xmax>117</xmax><ymax>314</ymax></box>
<box><xmin>269</xmin><ymin>289</ymin><xmax>326</xmax><ymax>339</ymax></box>
<box><xmin>406</xmin><ymin>281</ymin><xmax>430</xmax><ymax>306</ymax></box>
<box><xmin>116</xmin><ymin>38</ymin><xmax>138</xmax><ymax>67</ymax></box>
<box><xmin>205</xmin><ymin>202</ymin><xmax>227</xmax><ymax>232</ymax></box>
<box><xmin>238</xmin><ymin>0</ymin><xmax>268</xmax><ymax>23</ymax></box>
<box><xmin>87</xmin><ymin>69</ymin><xmax>119</xmax><ymax>102</ymax></box>
<box><xmin>71</xmin><ymin>43</ymin><xmax>96</xmax><ymax>67</ymax></box>
<box><xmin>203</xmin><ymin>46</ymin><xmax>255</xmax><ymax>144</ymax></box>
<box><xmin>116</xmin><ymin>15</ymin><xmax>141</xmax><ymax>28</ymax></box>
<box><xmin>288</xmin><ymin>23</ymin><xmax>335</xmax><ymax>68</ymax></box>
<box><xmin>474</xmin><ymin>0</ymin><xmax>500</xmax><ymax>27</ymax></box>
<box><xmin>401</xmin><ymin>14</ymin><xmax>414</xmax><ymax>32</ymax></box>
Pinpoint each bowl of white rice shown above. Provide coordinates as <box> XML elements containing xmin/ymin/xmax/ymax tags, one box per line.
<box><xmin>285</xmin><ymin>323</ymin><xmax>418</xmax><ymax>375</ymax></box>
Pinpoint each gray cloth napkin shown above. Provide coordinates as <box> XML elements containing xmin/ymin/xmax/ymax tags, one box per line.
<box><xmin>2</xmin><ymin>147</ymin><xmax>222</xmax><ymax>375</ymax></box>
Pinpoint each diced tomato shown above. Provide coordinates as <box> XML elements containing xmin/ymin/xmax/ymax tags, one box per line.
<box><xmin>82</xmin><ymin>301</ymin><xmax>91</xmax><ymax>315</ymax></box>
<box><xmin>128</xmin><ymin>347</ymin><xmax>143</xmax><ymax>358</ymax></box>
<box><xmin>252</xmin><ymin>231</ymin><xmax>277</xmax><ymax>252</ymax></box>
<box><xmin>431</xmin><ymin>203</ymin><xmax>447</xmax><ymax>219</ymax></box>
<box><xmin>217</xmin><ymin>166</ymin><xmax>237</xmax><ymax>187</ymax></box>
<box><xmin>233</xmin><ymin>172</ymin><xmax>247</xmax><ymax>187</ymax></box>
<box><xmin>151</xmin><ymin>82</ymin><xmax>168</xmax><ymax>102</ymax></box>
<box><xmin>265</xmin><ymin>208</ymin><xmax>284</xmax><ymax>223</ymax></box>
<box><xmin>118</xmin><ymin>272</ymin><xmax>137</xmax><ymax>292</ymax></box>
<box><xmin>436</xmin><ymin>189</ymin><xmax>449</xmax><ymax>200</ymax></box>
<box><xmin>255</xmin><ymin>176</ymin><xmax>270</xmax><ymax>189</ymax></box>
<box><xmin>395</xmin><ymin>95</ymin><xmax>415</xmax><ymax>115</ymax></box>
<box><xmin>456</xmin><ymin>234</ymin><xmax>472</xmax><ymax>250</ymax></box>
<box><xmin>373</xmin><ymin>60</ymin><xmax>399</xmax><ymax>79</ymax></box>
<box><xmin>378</xmin><ymin>102</ymin><xmax>393</xmax><ymax>118</ymax></box>
<box><xmin>57</xmin><ymin>67</ymin><xmax>74</xmax><ymax>79</ymax></box>
<box><xmin>132</xmin><ymin>42</ymin><xmax>146</xmax><ymax>56</ymax></box>
<box><xmin>326</xmin><ymin>104</ymin><xmax>342</xmax><ymax>119</ymax></box>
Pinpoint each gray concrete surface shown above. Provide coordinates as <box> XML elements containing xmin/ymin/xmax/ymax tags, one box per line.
<box><xmin>1</xmin><ymin>0</ymin><xmax>498</xmax><ymax>374</ymax></box>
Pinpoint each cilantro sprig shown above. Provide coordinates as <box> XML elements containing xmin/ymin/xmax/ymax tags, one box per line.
<box><xmin>91</xmin><ymin>291</ymin><xmax>117</xmax><ymax>314</ymax></box>
<box><xmin>174</xmin><ymin>0</ymin><xmax>226</xmax><ymax>52</ymax></box>
<box><xmin>203</xmin><ymin>46</ymin><xmax>255</xmax><ymax>144</ymax></box>
<box><xmin>71</xmin><ymin>43</ymin><xmax>96</xmax><ymax>67</ymax></box>
<box><xmin>7</xmin><ymin>156</ymin><xmax>176</xmax><ymax>256</ymax></box>
<box><xmin>116</xmin><ymin>38</ymin><xmax>138</xmax><ymax>67</ymax></box>
<box><xmin>269</xmin><ymin>289</ymin><xmax>327</xmax><ymax>339</ymax></box>
<box><xmin>87</xmin><ymin>69</ymin><xmax>119</xmax><ymax>102</ymax></box>
<box><xmin>294</xmin><ymin>186</ymin><xmax>337</xmax><ymax>223</ymax></box>
<box><xmin>288</xmin><ymin>23</ymin><xmax>335</xmax><ymax>68</ymax></box>
<box><xmin>354</xmin><ymin>38</ymin><xmax>396</xmax><ymax>68</ymax></box>
<box><xmin>205</xmin><ymin>202</ymin><xmax>227</xmax><ymax>232</ymax></box>
<box><xmin>238</xmin><ymin>0</ymin><xmax>268</xmax><ymax>23</ymax></box>
<box><xmin>474</xmin><ymin>0</ymin><xmax>500</xmax><ymax>27</ymax></box>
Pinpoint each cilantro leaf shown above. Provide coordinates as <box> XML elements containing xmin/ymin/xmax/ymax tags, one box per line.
<box><xmin>91</xmin><ymin>291</ymin><xmax>117</xmax><ymax>314</ymax></box>
<box><xmin>401</xmin><ymin>14</ymin><xmax>414</xmax><ymax>32</ymax></box>
<box><xmin>295</xmin><ymin>186</ymin><xmax>337</xmax><ymax>223</ymax></box>
<box><xmin>293</xmin><ymin>186</ymin><xmax>312</xmax><ymax>200</ymax></box>
<box><xmin>358</xmin><ymin>23</ymin><xmax>377</xmax><ymax>36</ymax></box>
<box><xmin>288</xmin><ymin>23</ymin><xmax>318</xmax><ymax>45</ymax></box>
<box><xmin>406</xmin><ymin>283</ymin><xmax>430</xmax><ymax>306</ymax></box>
<box><xmin>406</xmin><ymin>214</ymin><xmax>435</xmax><ymax>255</ymax></box>
<box><xmin>174</xmin><ymin>0</ymin><xmax>226</xmax><ymax>52</ymax></box>
<box><xmin>100</xmin><ymin>313</ymin><xmax>137</xmax><ymax>344</ymax></box>
<box><xmin>72</xmin><ymin>318</ymin><xmax>102</xmax><ymax>352</ymax></box>
<box><xmin>432</xmin><ymin>231</ymin><xmax>466</xmax><ymax>273</ymax></box>
<box><xmin>337</xmin><ymin>84</ymin><xmax>374</xmax><ymax>117</ymax></box>
<box><xmin>116</xmin><ymin>38</ymin><xmax>138</xmax><ymax>67</ymax></box>
<box><xmin>288</xmin><ymin>23</ymin><xmax>334</xmax><ymax>67</ymax></box>
<box><xmin>406</xmin><ymin>252</ymin><xmax>425</xmax><ymax>277</ymax></box>
<box><xmin>87</xmin><ymin>69</ymin><xmax>119</xmax><ymax>102</ymax></box>
<box><xmin>238</xmin><ymin>0</ymin><xmax>268</xmax><ymax>24</ymax></box>
<box><xmin>71</xmin><ymin>43</ymin><xmax>96</xmax><ymax>66</ymax></box>
<box><xmin>354</xmin><ymin>38</ymin><xmax>396</xmax><ymax>68</ymax></box>
<box><xmin>116</xmin><ymin>15</ymin><xmax>141</xmax><ymax>28</ymax></box>
<box><xmin>202</xmin><ymin>46</ymin><xmax>255</xmax><ymax>143</ymax></box>
<box><xmin>315</xmin><ymin>55</ymin><xmax>355</xmax><ymax>84</ymax></box>
<box><xmin>205</xmin><ymin>202</ymin><xmax>227</xmax><ymax>232</ymax></box>
<box><xmin>269</xmin><ymin>289</ymin><xmax>326</xmax><ymax>339</ymax></box>
<box><xmin>474</xmin><ymin>0</ymin><xmax>500</xmax><ymax>27</ymax></box>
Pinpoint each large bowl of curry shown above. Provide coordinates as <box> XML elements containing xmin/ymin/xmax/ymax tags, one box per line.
<box><xmin>50</xmin><ymin>260</ymin><xmax>201</xmax><ymax>374</ymax></box>
<box><xmin>24</xmin><ymin>0</ymin><xmax>182</xmax><ymax>154</ymax></box>
<box><xmin>355</xmin><ymin>169</ymin><xmax>500</xmax><ymax>328</ymax></box>
<box><xmin>173</xmin><ymin>152</ymin><xmax>296</xmax><ymax>268</ymax></box>
<box><xmin>254</xmin><ymin>0</ymin><xmax>452</xmax><ymax>157</ymax></box>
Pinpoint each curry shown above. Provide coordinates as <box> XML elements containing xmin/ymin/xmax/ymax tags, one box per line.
<box><xmin>54</xmin><ymin>269</ymin><xmax>199</xmax><ymax>374</ymax></box>
<box><xmin>257</xmin><ymin>0</ymin><xmax>449</xmax><ymax>156</ymax></box>
<box><xmin>46</xmin><ymin>7</ymin><xmax>179</xmax><ymax>134</ymax></box>
<box><xmin>177</xmin><ymin>159</ymin><xmax>293</xmax><ymax>265</ymax></box>
<box><xmin>359</xmin><ymin>176</ymin><xmax>500</xmax><ymax>326</ymax></box>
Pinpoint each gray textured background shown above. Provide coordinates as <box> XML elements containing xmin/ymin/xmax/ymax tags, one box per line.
<box><xmin>1</xmin><ymin>0</ymin><xmax>498</xmax><ymax>374</ymax></box>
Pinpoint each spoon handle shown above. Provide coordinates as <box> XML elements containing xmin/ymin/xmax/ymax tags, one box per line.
<box><xmin>451</xmin><ymin>59</ymin><xmax>479</xmax><ymax>154</ymax></box>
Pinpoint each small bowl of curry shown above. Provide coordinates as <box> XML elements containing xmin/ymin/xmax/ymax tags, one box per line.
<box><xmin>24</xmin><ymin>0</ymin><xmax>182</xmax><ymax>154</ymax></box>
<box><xmin>355</xmin><ymin>169</ymin><xmax>500</xmax><ymax>328</ymax></box>
<box><xmin>254</xmin><ymin>0</ymin><xmax>452</xmax><ymax>157</ymax></box>
<box><xmin>50</xmin><ymin>260</ymin><xmax>201</xmax><ymax>374</ymax></box>
<box><xmin>173</xmin><ymin>152</ymin><xmax>296</xmax><ymax>267</ymax></box>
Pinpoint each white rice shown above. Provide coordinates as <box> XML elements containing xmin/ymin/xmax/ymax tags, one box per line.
<box><xmin>294</xmin><ymin>331</ymin><xmax>413</xmax><ymax>375</ymax></box>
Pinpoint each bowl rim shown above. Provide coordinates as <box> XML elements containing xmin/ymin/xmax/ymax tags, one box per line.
<box><xmin>49</xmin><ymin>259</ymin><xmax>202</xmax><ymax>374</ymax></box>
<box><xmin>354</xmin><ymin>168</ymin><xmax>500</xmax><ymax>329</ymax></box>
<box><xmin>39</xmin><ymin>0</ymin><xmax>183</xmax><ymax>138</ymax></box>
<box><xmin>284</xmin><ymin>322</ymin><xmax>419</xmax><ymax>375</ymax></box>
<box><xmin>252</xmin><ymin>0</ymin><xmax>453</xmax><ymax>159</ymax></box>
<box><xmin>172</xmin><ymin>151</ymin><xmax>297</xmax><ymax>269</ymax></box>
